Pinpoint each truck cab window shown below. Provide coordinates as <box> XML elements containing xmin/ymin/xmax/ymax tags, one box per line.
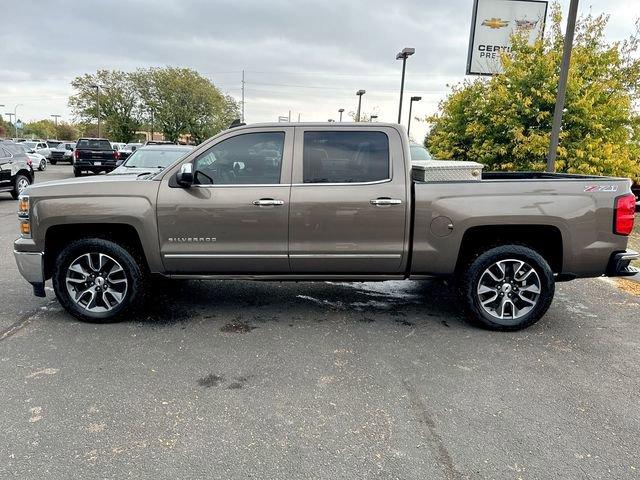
<box><xmin>193</xmin><ymin>132</ymin><xmax>284</xmax><ymax>185</ymax></box>
<box><xmin>303</xmin><ymin>131</ymin><xmax>389</xmax><ymax>183</ymax></box>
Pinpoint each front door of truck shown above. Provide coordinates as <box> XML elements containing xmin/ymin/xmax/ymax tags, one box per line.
<box><xmin>156</xmin><ymin>127</ymin><xmax>294</xmax><ymax>274</ymax></box>
<box><xmin>289</xmin><ymin>127</ymin><xmax>409</xmax><ymax>273</ymax></box>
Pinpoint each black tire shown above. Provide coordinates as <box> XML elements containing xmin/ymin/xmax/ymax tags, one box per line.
<box><xmin>461</xmin><ymin>245</ymin><xmax>554</xmax><ymax>331</ymax></box>
<box><xmin>11</xmin><ymin>174</ymin><xmax>31</xmax><ymax>199</ymax></box>
<box><xmin>73</xmin><ymin>167</ymin><xmax>82</xmax><ymax>177</ymax></box>
<box><xmin>52</xmin><ymin>238</ymin><xmax>148</xmax><ymax>323</ymax></box>
<box><xmin>39</xmin><ymin>159</ymin><xmax>46</xmax><ymax>171</ymax></box>
<box><xmin>50</xmin><ymin>159</ymin><xmax>57</xmax><ymax>165</ymax></box>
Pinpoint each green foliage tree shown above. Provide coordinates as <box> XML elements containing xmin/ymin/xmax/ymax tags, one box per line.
<box><xmin>134</xmin><ymin>67</ymin><xmax>238</xmax><ymax>144</ymax></box>
<box><xmin>24</xmin><ymin>119</ymin><xmax>57</xmax><ymax>139</ymax></box>
<box><xmin>55</xmin><ymin>122</ymin><xmax>80</xmax><ymax>140</ymax></box>
<box><xmin>69</xmin><ymin>70</ymin><xmax>141</xmax><ymax>142</ymax></box>
<box><xmin>426</xmin><ymin>4</ymin><xmax>640</xmax><ymax>180</ymax></box>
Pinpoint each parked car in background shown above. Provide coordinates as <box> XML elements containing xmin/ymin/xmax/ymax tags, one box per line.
<box><xmin>110</xmin><ymin>144</ymin><xmax>194</xmax><ymax>175</ymax></box>
<box><xmin>0</xmin><ymin>140</ymin><xmax>34</xmax><ymax>198</ymax></box>
<box><xmin>22</xmin><ymin>140</ymin><xmax>51</xmax><ymax>160</ymax></box>
<box><xmin>119</xmin><ymin>142</ymin><xmax>143</xmax><ymax>161</ymax></box>
<box><xmin>26</xmin><ymin>152</ymin><xmax>47</xmax><ymax>171</ymax></box>
<box><xmin>46</xmin><ymin>139</ymin><xmax>63</xmax><ymax>150</ymax></box>
<box><xmin>632</xmin><ymin>182</ymin><xmax>640</xmax><ymax>212</ymax></box>
<box><xmin>72</xmin><ymin>138</ymin><xmax>119</xmax><ymax>176</ymax></box>
<box><xmin>49</xmin><ymin>142</ymin><xmax>76</xmax><ymax>165</ymax></box>
<box><xmin>144</xmin><ymin>140</ymin><xmax>175</xmax><ymax>146</ymax></box>
<box><xmin>111</xmin><ymin>142</ymin><xmax>126</xmax><ymax>153</ymax></box>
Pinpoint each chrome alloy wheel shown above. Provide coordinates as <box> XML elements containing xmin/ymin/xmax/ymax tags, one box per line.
<box><xmin>65</xmin><ymin>253</ymin><xmax>128</xmax><ymax>313</ymax></box>
<box><xmin>477</xmin><ymin>259</ymin><xmax>541</xmax><ymax>321</ymax></box>
<box><xmin>17</xmin><ymin>177</ymin><xmax>30</xmax><ymax>193</ymax></box>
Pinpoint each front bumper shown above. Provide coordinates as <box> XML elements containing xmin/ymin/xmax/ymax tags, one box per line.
<box><xmin>14</xmin><ymin>250</ymin><xmax>46</xmax><ymax>297</ymax></box>
<box><xmin>606</xmin><ymin>250</ymin><xmax>639</xmax><ymax>277</ymax></box>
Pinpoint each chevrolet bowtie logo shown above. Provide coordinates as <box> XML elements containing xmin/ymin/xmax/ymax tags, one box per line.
<box><xmin>482</xmin><ymin>18</ymin><xmax>510</xmax><ymax>29</ymax></box>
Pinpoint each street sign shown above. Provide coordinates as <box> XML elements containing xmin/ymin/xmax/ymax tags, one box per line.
<box><xmin>466</xmin><ymin>0</ymin><xmax>548</xmax><ymax>75</ymax></box>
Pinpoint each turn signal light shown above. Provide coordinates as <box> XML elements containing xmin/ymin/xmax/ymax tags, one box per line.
<box><xmin>614</xmin><ymin>194</ymin><xmax>636</xmax><ymax>235</ymax></box>
<box><xmin>20</xmin><ymin>221</ymin><xmax>30</xmax><ymax>235</ymax></box>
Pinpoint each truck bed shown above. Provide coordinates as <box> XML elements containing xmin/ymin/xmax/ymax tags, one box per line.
<box><xmin>410</xmin><ymin>173</ymin><xmax>632</xmax><ymax>278</ymax></box>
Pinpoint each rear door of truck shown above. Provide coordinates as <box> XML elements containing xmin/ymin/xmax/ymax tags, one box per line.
<box><xmin>288</xmin><ymin>125</ymin><xmax>409</xmax><ymax>273</ymax></box>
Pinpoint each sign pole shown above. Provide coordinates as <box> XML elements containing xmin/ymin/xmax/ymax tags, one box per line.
<box><xmin>546</xmin><ymin>0</ymin><xmax>579</xmax><ymax>173</ymax></box>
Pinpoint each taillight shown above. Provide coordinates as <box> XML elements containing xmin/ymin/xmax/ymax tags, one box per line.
<box><xmin>114</xmin><ymin>150</ymin><xmax>120</xmax><ymax>159</ymax></box>
<box><xmin>614</xmin><ymin>194</ymin><xmax>636</xmax><ymax>235</ymax></box>
<box><xmin>26</xmin><ymin>157</ymin><xmax>32</xmax><ymax>167</ymax></box>
<box><xmin>74</xmin><ymin>149</ymin><xmax>80</xmax><ymax>160</ymax></box>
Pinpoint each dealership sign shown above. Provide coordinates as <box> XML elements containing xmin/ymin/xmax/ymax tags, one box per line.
<box><xmin>466</xmin><ymin>0</ymin><xmax>548</xmax><ymax>75</ymax></box>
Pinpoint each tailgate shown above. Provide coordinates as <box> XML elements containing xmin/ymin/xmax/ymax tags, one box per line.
<box><xmin>78</xmin><ymin>149</ymin><xmax>116</xmax><ymax>161</ymax></box>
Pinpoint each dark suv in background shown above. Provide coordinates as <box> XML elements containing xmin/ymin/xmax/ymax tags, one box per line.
<box><xmin>0</xmin><ymin>140</ymin><xmax>35</xmax><ymax>198</ymax></box>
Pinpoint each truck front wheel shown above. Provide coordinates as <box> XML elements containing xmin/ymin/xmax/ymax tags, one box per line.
<box><xmin>461</xmin><ymin>245</ymin><xmax>554</xmax><ymax>331</ymax></box>
<box><xmin>52</xmin><ymin>238</ymin><xmax>148</xmax><ymax>323</ymax></box>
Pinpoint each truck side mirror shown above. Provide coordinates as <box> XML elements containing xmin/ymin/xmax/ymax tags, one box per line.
<box><xmin>176</xmin><ymin>163</ymin><xmax>194</xmax><ymax>187</ymax></box>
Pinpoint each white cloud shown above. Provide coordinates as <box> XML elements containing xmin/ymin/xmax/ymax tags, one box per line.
<box><xmin>0</xmin><ymin>0</ymin><xmax>638</xmax><ymax>143</ymax></box>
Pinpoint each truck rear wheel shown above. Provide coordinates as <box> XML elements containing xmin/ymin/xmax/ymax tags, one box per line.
<box><xmin>73</xmin><ymin>167</ymin><xmax>82</xmax><ymax>177</ymax></box>
<box><xmin>52</xmin><ymin>238</ymin><xmax>148</xmax><ymax>323</ymax></box>
<box><xmin>461</xmin><ymin>245</ymin><xmax>554</xmax><ymax>331</ymax></box>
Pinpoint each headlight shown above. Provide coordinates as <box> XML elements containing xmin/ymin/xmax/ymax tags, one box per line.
<box><xmin>18</xmin><ymin>196</ymin><xmax>31</xmax><ymax>238</ymax></box>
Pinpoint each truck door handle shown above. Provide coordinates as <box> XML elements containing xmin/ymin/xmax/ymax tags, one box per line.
<box><xmin>253</xmin><ymin>198</ymin><xmax>285</xmax><ymax>206</ymax></box>
<box><xmin>370</xmin><ymin>197</ymin><xmax>403</xmax><ymax>206</ymax></box>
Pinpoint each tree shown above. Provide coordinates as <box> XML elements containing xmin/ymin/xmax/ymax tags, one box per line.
<box><xmin>426</xmin><ymin>5</ymin><xmax>640</xmax><ymax>180</ymax></box>
<box><xmin>134</xmin><ymin>67</ymin><xmax>238</xmax><ymax>144</ymax></box>
<box><xmin>55</xmin><ymin>122</ymin><xmax>80</xmax><ymax>140</ymax></box>
<box><xmin>69</xmin><ymin>70</ymin><xmax>141</xmax><ymax>142</ymax></box>
<box><xmin>24</xmin><ymin>119</ymin><xmax>57</xmax><ymax>139</ymax></box>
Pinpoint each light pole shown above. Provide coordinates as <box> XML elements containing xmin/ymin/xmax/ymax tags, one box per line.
<box><xmin>546</xmin><ymin>0</ymin><xmax>579</xmax><ymax>172</ymax></box>
<box><xmin>338</xmin><ymin>108</ymin><xmax>344</xmax><ymax>122</ymax></box>
<box><xmin>91</xmin><ymin>85</ymin><xmax>101</xmax><ymax>137</ymax></box>
<box><xmin>5</xmin><ymin>113</ymin><xmax>15</xmax><ymax>137</ymax></box>
<box><xmin>50</xmin><ymin>114</ymin><xmax>61</xmax><ymax>127</ymax></box>
<box><xmin>396</xmin><ymin>47</ymin><xmax>415</xmax><ymax>124</ymax></box>
<box><xmin>355</xmin><ymin>90</ymin><xmax>366</xmax><ymax>122</ymax></box>
<box><xmin>407</xmin><ymin>96</ymin><xmax>422</xmax><ymax>136</ymax></box>
<box><xmin>370</xmin><ymin>115</ymin><xmax>378</xmax><ymax>122</ymax></box>
<box><xmin>13</xmin><ymin>104</ymin><xmax>22</xmax><ymax>138</ymax></box>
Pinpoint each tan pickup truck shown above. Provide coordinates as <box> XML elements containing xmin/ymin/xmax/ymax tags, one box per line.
<box><xmin>13</xmin><ymin>123</ymin><xmax>638</xmax><ymax>330</ymax></box>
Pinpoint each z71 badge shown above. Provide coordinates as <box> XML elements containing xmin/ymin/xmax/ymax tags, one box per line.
<box><xmin>584</xmin><ymin>185</ymin><xmax>618</xmax><ymax>192</ymax></box>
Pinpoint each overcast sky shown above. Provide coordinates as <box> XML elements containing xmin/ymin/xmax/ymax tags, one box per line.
<box><xmin>1</xmin><ymin>0</ymin><xmax>638</xmax><ymax>142</ymax></box>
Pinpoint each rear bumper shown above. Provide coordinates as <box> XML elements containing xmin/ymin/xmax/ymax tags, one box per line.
<box><xmin>74</xmin><ymin>161</ymin><xmax>117</xmax><ymax>169</ymax></box>
<box><xmin>606</xmin><ymin>250</ymin><xmax>639</xmax><ymax>277</ymax></box>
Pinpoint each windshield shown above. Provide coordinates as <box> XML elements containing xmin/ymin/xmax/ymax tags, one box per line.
<box><xmin>410</xmin><ymin>144</ymin><xmax>432</xmax><ymax>161</ymax></box>
<box><xmin>77</xmin><ymin>139</ymin><xmax>112</xmax><ymax>150</ymax></box>
<box><xmin>23</xmin><ymin>141</ymin><xmax>38</xmax><ymax>149</ymax></box>
<box><xmin>123</xmin><ymin>148</ymin><xmax>190</xmax><ymax>169</ymax></box>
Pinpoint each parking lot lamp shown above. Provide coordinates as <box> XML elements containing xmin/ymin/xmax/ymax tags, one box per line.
<box><xmin>355</xmin><ymin>90</ymin><xmax>366</xmax><ymax>122</ymax></box>
<box><xmin>50</xmin><ymin>114</ymin><xmax>61</xmax><ymax>127</ymax></box>
<box><xmin>370</xmin><ymin>115</ymin><xmax>378</xmax><ymax>122</ymax></box>
<box><xmin>407</xmin><ymin>96</ymin><xmax>421</xmax><ymax>136</ymax></box>
<box><xmin>338</xmin><ymin>108</ymin><xmax>344</xmax><ymax>122</ymax></box>
<box><xmin>396</xmin><ymin>47</ymin><xmax>415</xmax><ymax>124</ymax></box>
<box><xmin>13</xmin><ymin>104</ymin><xmax>22</xmax><ymax>137</ymax></box>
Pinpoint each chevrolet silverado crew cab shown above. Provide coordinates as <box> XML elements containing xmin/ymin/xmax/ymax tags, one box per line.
<box><xmin>13</xmin><ymin>123</ymin><xmax>638</xmax><ymax>331</ymax></box>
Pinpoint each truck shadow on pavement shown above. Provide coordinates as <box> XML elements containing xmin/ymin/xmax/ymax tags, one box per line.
<box><xmin>135</xmin><ymin>278</ymin><xmax>470</xmax><ymax>330</ymax></box>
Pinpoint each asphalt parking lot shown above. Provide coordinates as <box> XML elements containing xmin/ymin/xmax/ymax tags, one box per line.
<box><xmin>1</xmin><ymin>165</ymin><xmax>639</xmax><ymax>479</ymax></box>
